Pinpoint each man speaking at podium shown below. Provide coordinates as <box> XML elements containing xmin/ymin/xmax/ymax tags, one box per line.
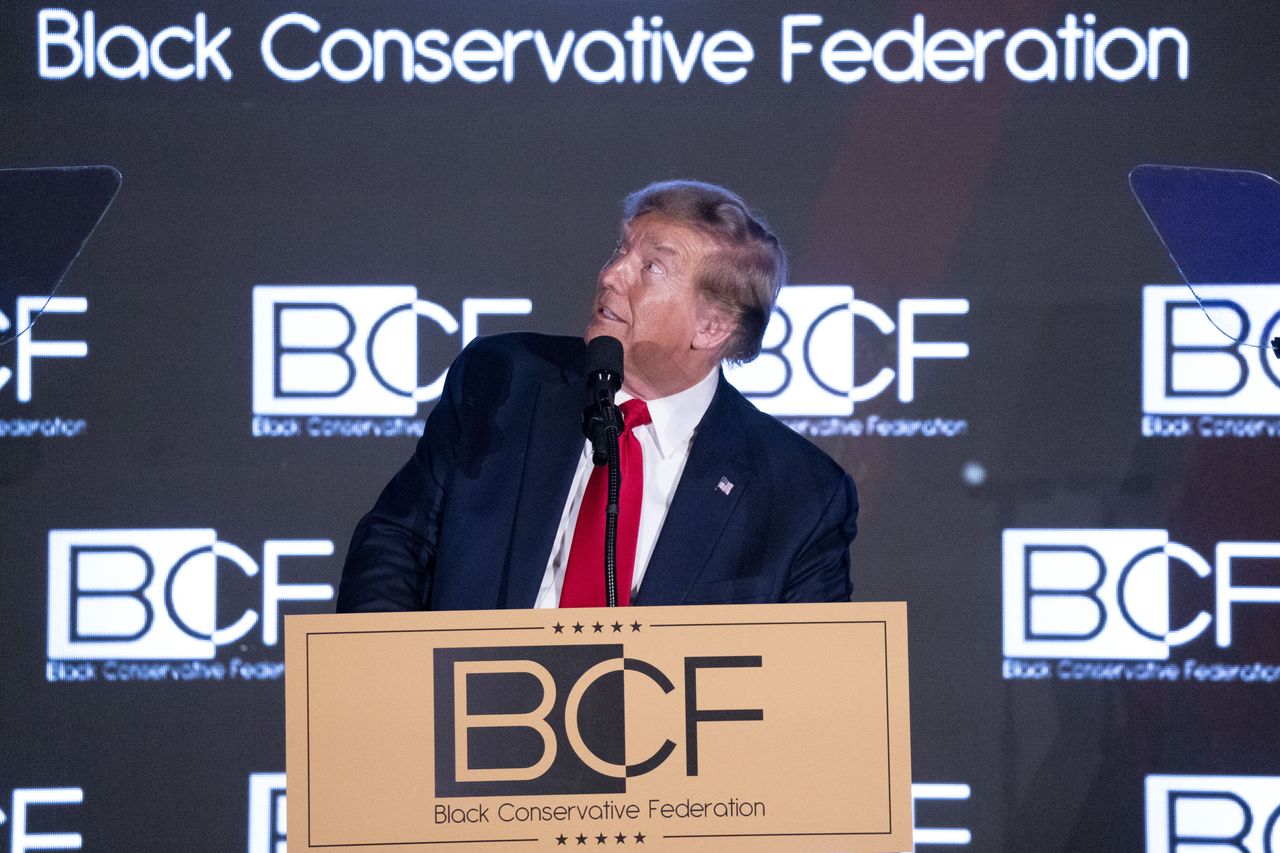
<box><xmin>337</xmin><ymin>180</ymin><xmax>857</xmax><ymax>612</ymax></box>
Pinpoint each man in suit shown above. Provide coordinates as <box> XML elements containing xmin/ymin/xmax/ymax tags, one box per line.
<box><xmin>337</xmin><ymin>180</ymin><xmax>857</xmax><ymax>612</ymax></box>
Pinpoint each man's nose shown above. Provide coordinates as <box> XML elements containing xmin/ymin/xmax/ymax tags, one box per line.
<box><xmin>599</xmin><ymin>258</ymin><xmax>628</xmax><ymax>291</ymax></box>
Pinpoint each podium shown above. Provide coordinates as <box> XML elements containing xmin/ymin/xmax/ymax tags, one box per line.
<box><xmin>285</xmin><ymin>602</ymin><xmax>912</xmax><ymax>852</ymax></box>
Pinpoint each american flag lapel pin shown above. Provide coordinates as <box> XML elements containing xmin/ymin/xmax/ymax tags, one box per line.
<box><xmin>716</xmin><ymin>476</ymin><xmax>734</xmax><ymax>495</ymax></box>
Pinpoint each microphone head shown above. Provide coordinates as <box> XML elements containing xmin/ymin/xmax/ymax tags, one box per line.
<box><xmin>585</xmin><ymin>335</ymin><xmax>624</xmax><ymax>384</ymax></box>
<box><xmin>582</xmin><ymin>335</ymin><xmax>624</xmax><ymax>448</ymax></box>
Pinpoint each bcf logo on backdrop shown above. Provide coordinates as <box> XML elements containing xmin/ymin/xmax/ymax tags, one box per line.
<box><xmin>47</xmin><ymin>529</ymin><xmax>334</xmax><ymax>660</ymax></box>
<box><xmin>0</xmin><ymin>296</ymin><xmax>87</xmax><ymax>403</ymax></box>
<box><xmin>1143</xmin><ymin>285</ymin><xmax>1280</xmax><ymax>414</ymax></box>
<box><xmin>0</xmin><ymin>786</ymin><xmax>84</xmax><ymax>852</ymax></box>
<box><xmin>725</xmin><ymin>285</ymin><xmax>968</xmax><ymax>416</ymax></box>
<box><xmin>247</xmin><ymin>773</ymin><xmax>286</xmax><ymax>853</ymax></box>
<box><xmin>1003</xmin><ymin>529</ymin><xmax>1280</xmax><ymax>660</ymax></box>
<box><xmin>1146</xmin><ymin>775</ymin><xmax>1280</xmax><ymax>853</ymax></box>
<box><xmin>252</xmin><ymin>285</ymin><xmax>531</xmax><ymax>416</ymax></box>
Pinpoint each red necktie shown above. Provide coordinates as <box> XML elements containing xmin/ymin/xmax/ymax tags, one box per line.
<box><xmin>559</xmin><ymin>399</ymin><xmax>651</xmax><ymax>608</ymax></box>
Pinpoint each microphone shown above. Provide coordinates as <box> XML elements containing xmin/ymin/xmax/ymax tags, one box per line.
<box><xmin>585</xmin><ymin>335</ymin><xmax>623</xmax><ymax>405</ymax></box>
<box><xmin>582</xmin><ymin>336</ymin><xmax>624</xmax><ymax>466</ymax></box>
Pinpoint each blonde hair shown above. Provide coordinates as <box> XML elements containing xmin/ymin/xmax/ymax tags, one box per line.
<box><xmin>622</xmin><ymin>180</ymin><xmax>785</xmax><ymax>363</ymax></box>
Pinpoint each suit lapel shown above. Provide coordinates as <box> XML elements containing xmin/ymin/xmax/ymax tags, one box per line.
<box><xmin>500</xmin><ymin>370</ymin><xmax>585</xmax><ymax>607</ymax></box>
<box><xmin>633</xmin><ymin>376</ymin><xmax>752</xmax><ymax>606</ymax></box>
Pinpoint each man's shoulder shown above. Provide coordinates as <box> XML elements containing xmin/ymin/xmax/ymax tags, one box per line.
<box><xmin>718</xmin><ymin>380</ymin><xmax>851</xmax><ymax>484</ymax></box>
<box><xmin>469</xmin><ymin>330</ymin><xmax>581</xmax><ymax>355</ymax></box>
<box><xmin>457</xmin><ymin>332</ymin><xmax>584</xmax><ymax>381</ymax></box>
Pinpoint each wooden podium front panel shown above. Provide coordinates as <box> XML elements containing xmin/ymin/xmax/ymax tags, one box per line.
<box><xmin>286</xmin><ymin>602</ymin><xmax>911</xmax><ymax>852</ymax></box>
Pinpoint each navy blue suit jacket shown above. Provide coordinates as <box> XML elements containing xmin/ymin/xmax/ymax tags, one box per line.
<box><xmin>337</xmin><ymin>333</ymin><xmax>857</xmax><ymax>611</ymax></box>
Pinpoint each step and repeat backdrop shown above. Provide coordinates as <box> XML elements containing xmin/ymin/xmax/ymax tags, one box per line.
<box><xmin>3</xmin><ymin>1</ymin><xmax>1279</xmax><ymax>851</ymax></box>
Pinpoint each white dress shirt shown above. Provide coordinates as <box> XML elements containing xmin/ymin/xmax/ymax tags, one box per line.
<box><xmin>533</xmin><ymin>368</ymin><xmax>720</xmax><ymax>608</ymax></box>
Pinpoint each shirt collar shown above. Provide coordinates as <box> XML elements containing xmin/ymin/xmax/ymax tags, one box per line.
<box><xmin>617</xmin><ymin>368</ymin><xmax>719</xmax><ymax>460</ymax></box>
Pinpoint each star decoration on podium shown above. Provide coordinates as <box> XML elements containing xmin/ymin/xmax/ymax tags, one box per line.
<box><xmin>552</xmin><ymin>623</ymin><xmax>564</xmax><ymax>634</ymax></box>
<box><xmin>562</xmin><ymin>829</ymin><xmax>642</xmax><ymax>845</ymax></box>
<box><xmin>611</xmin><ymin>621</ymin><xmax>623</xmax><ymax>632</ymax></box>
<box><xmin>592</xmin><ymin>622</ymin><xmax>604</xmax><ymax>633</ymax></box>
<box><xmin>572</xmin><ymin>622</ymin><xmax>584</xmax><ymax>633</ymax></box>
<box><xmin>630</xmin><ymin>621</ymin><xmax>642</xmax><ymax>632</ymax></box>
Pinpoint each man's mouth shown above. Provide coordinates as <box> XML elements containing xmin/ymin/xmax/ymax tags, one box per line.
<box><xmin>599</xmin><ymin>306</ymin><xmax>624</xmax><ymax>323</ymax></box>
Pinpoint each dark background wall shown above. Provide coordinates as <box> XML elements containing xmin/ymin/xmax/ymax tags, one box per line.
<box><xmin>2</xmin><ymin>2</ymin><xmax>1278</xmax><ymax>850</ymax></box>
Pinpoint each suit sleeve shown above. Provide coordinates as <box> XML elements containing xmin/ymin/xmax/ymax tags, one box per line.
<box><xmin>780</xmin><ymin>471</ymin><xmax>858</xmax><ymax>603</ymax></box>
<box><xmin>335</xmin><ymin>346</ymin><xmax>467</xmax><ymax>612</ymax></box>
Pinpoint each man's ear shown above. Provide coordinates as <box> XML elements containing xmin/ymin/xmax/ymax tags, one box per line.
<box><xmin>692</xmin><ymin>305</ymin><xmax>735</xmax><ymax>355</ymax></box>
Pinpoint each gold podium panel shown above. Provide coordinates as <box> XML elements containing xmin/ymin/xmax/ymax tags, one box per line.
<box><xmin>286</xmin><ymin>602</ymin><xmax>911</xmax><ymax>852</ymax></box>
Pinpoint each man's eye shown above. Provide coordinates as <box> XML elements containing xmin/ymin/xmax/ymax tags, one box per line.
<box><xmin>642</xmin><ymin>260</ymin><xmax>663</xmax><ymax>274</ymax></box>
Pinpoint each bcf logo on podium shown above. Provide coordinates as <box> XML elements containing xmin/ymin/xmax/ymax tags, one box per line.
<box><xmin>1003</xmin><ymin>529</ymin><xmax>1280</xmax><ymax>661</ymax></box>
<box><xmin>252</xmin><ymin>285</ymin><xmax>531</xmax><ymax>417</ymax></box>
<box><xmin>1146</xmin><ymin>775</ymin><xmax>1280</xmax><ymax>853</ymax></box>
<box><xmin>47</xmin><ymin>529</ymin><xmax>334</xmax><ymax>662</ymax></box>
<box><xmin>1143</xmin><ymin>285</ymin><xmax>1280</xmax><ymax>419</ymax></box>
<box><xmin>725</xmin><ymin>285</ymin><xmax>968</xmax><ymax>417</ymax></box>
<box><xmin>433</xmin><ymin>645</ymin><xmax>761</xmax><ymax>797</ymax></box>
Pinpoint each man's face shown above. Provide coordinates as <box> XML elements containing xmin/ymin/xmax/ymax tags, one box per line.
<box><xmin>584</xmin><ymin>213</ymin><xmax>727</xmax><ymax>398</ymax></box>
